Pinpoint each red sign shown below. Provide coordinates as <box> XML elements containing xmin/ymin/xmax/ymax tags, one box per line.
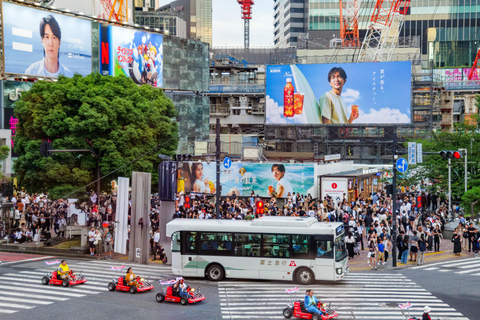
<box><xmin>331</xmin><ymin>183</ymin><xmax>338</xmax><ymax>189</ymax></box>
<box><xmin>289</xmin><ymin>261</ymin><xmax>297</xmax><ymax>267</ymax></box>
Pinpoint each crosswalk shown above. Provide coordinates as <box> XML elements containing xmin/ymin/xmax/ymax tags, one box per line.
<box><xmin>410</xmin><ymin>257</ymin><xmax>480</xmax><ymax>275</ymax></box>
<box><xmin>218</xmin><ymin>273</ymin><xmax>469</xmax><ymax>320</ymax></box>
<box><xmin>0</xmin><ymin>260</ymin><xmax>173</xmax><ymax>315</ymax></box>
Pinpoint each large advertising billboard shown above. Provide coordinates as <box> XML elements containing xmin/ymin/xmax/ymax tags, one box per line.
<box><xmin>2</xmin><ymin>2</ymin><xmax>92</xmax><ymax>77</ymax></box>
<box><xmin>177</xmin><ymin>162</ymin><xmax>315</xmax><ymax>199</ymax></box>
<box><xmin>265</xmin><ymin>61</ymin><xmax>411</xmax><ymax>125</ymax></box>
<box><xmin>100</xmin><ymin>24</ymin><xmax>163</xmax><ymax>87</ymax></box>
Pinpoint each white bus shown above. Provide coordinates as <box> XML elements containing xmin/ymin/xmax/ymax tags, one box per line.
<box><xmin>166</xmin><ymin>216</ymin><xmax>348</xmax><ymax>284</ymax></box>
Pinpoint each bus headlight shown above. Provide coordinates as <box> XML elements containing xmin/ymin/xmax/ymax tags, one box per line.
<box><xmin>336</xmin><ymin>268</ymin><xmax>342</xmax><ymax>275</ymax></box>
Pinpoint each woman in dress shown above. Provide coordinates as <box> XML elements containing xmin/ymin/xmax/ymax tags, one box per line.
<box><xmin>453</xmin><ymin>227</ymin><xmax>462</xmax><ymax>255</ymax></box>
<box><xmin>346</xmin><ymin>231</ymin><xmax>356</xmax><ymax>259</ymax></box>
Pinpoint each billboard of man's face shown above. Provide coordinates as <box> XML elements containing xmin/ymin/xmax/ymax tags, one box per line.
<box><xmin>42</xmin><ymin>24</ymin><xmax>61</xmax><ymax>61</ymax></box>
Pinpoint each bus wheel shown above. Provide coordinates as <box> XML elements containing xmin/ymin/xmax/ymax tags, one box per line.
<box><xmin>296</xmin><ymin>267</ymin><xmax>314</xmax><ymax>285</ymax></box>
<box><xmin>206</xmin><ymin>264</ymin><xmax>224</xmax><ymax>281</ymax></box>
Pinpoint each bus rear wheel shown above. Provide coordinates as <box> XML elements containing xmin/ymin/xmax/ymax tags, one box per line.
<box><xmin>206</xmin><ymin>264</ymin><xmax>224</xmax><ymax>281</ymax></box>
<box><xmin>296</xmin><ymin>267</ymin><xmax>314</xmax><ymax>285</ymax></box>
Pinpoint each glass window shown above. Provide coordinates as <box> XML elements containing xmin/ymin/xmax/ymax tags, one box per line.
<box><xmin>292</xmin><ymin>235</ymin><xmax>310</xmax><ymax>259</ymax></box>
<box><xmin>335</xmin><ymin>234</ymin><xmax>347</xmax><ymax>262</ymax></box>
<box><xmin>184</xmin><ymin>231</ymin><xmax>197</xmax><ymax>254</ymax></box>
<box><xmin>172</xmin><ymin>231</ymin><xmax>180</xmax><ymax>252</ymax></box>
<box><xmin>234</xmin><ymin>233</ymin><xmax>261</xmax><ymax>256</ymax></box>
<box><xmin>199</xmin><ymin>232</ymin><xmax>233</xmax><ymax>255</ymax></box>
<box><xmin>263</xmin><ymin>234</ymin><xmax>291</xmax><ymax>258</ymax></box>
<box><xmin>315</xmin><ymin>240</ymin><xmax>333</xmax><ymax>259</ymax></box>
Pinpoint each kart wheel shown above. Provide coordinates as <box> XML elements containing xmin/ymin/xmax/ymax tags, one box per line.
<box><xmin>296</xmin><ymin>267</ymin><xmax>314</xmax><ymax>285</ymax></box>
<box><xmin>206</xmin><ymin>264</ymin><xmax>224</xmax><ymax>281</ymax></box>
<box><xmin>312</xmin><ymin>314</ymin><xmax>320</xmax><ymax>320</ymax></box>
<box><xmin>283</xmin><ymin>307</ymin><xmax>293</xmax><ymax>318</ymax></box>
<box><xmin>62</xmin><ymin>279</ymin><xmax>70</xmax><ymax>287</ymax></box>
<box><xmin>42</xmin><ymin>277</ymin><xmax>49</xmax><ymax>285</ymax></box>
<box><xmin>156</xmin><ymin>293</ymin><xmax>165</xmax><ymax>303</ymax></box>
<box><xmin>129</xmin><ymin>286</ymin><xmax>137</xmax><ymax>294</ymax></box>
<box><xmin>107</xmin><ymin>282</ymin><xmax>115</xmax><ymax>291</ymax></box>
<box><xmin>180</xmin><ymin>298</ymin><xmax>188</xmax><ymax>305</ymax></box>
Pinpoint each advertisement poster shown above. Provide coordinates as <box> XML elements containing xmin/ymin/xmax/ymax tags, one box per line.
<box><xmin>321</xmin><ymin>178</ymin><xmax>348</xmax><ymax>204</ymax></box>
<box><xmin>177</xmin><ymin>162</ymin><xmax>315</xmax><ymax>199</ymax></box>
<box><xmin>265</xmin><ymin>61</ymin><xmax>411</xmax><ymax>125</ymax></box>
<box><xmin>100</xmin><ymin>24</ymin><xmax>163</xmax><ymax>87</ymax></box>
<box><xmin>2</xmin><ymin>2</ymin><xmax>92</xmax><ymax>77</ymax></box>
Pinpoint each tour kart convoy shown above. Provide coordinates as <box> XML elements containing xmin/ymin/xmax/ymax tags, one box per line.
<box><xmin>107</xmin><ymin>265</ymin><xmax>154</xmax><ymax>294</ymax></box>
<box><xmin>41</xmin><ymin>260</ymin><xmax>87</xmax><ymax>287</ymax></box>
<box><xmin>155</xmin><ymin>278</ymin><xmax>205</xmax><ymax>305</ymax></box>
<box><xmin>283</xmin><ymin>287</ymin><xmax>338</xmax><ymax>320</ymax></box>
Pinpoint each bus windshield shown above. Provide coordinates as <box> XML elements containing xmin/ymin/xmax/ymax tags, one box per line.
<box><xmin>335</xmin><ymin>234</ymin><xmax>347</xmax><ymax>262</ymax></box>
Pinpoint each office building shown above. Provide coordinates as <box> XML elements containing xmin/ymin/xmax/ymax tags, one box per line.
<box><xmin>135</xmin><ymin>11</ymin><xmax>187</xmax><ymax>38</ymax></box>
<box><xmin>273</xmin><ymin>0</ymin><xmax>307</xmax><ymax>48</ymax></box>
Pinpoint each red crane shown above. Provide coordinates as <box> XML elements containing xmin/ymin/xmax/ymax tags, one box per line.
<box><xmin>339</xmin><ymin>0</ymin><xmax>360</xmax><ymax>47</ymax></box>
<box><xmin>237</xmin><ymin>0</ymin><xmax>254</xmax><ymax>49</ymax></box>
<box><xmin>468</xmin><ymin>49</ymin><xmax>480</xmax><ymax>80</ymax></box>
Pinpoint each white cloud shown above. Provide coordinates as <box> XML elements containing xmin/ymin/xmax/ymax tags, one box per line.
<box><xmin>342</xmin><ymin>88</ymin><xmax>360</xmax><ymax>104</ymax></box>
<box><xmin>356</xmin><ymin>107</ymin><xmax>410</xmax><ymax>124</ymax></box>
<box><xmin>265</xmin><ymin>96</ymin><xmax>308</xmax><ymax>125</ymax></box>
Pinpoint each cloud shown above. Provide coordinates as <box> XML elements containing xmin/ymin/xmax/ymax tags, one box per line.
<box><xmin>342</xmin><ymin>89</ymin><xmax>360</xmax><ymax>104</ymax></box>
<box><xmin>265</xmin><ymin>96</ymin><xmax>308</xmax><ymax>124</ymax></box>
<box><xmin>356</xmin><ymin>107</ymin><xmax>410</xmax><ymax>124</ymax></box>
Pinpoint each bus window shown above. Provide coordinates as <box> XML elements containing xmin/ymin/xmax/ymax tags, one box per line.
<box><xmin>172</xmin><ymin>232</ymin><xmax>180</xmax><ymax>252</ymax></box>
<box><xmin>315</xmin><ymin>240</ymin><xmax>333</xmax><ymax>258</ymax></box>
<box><xmin>234</xmin><ymin>233</ymin><xmax>261</xmax><ymax>256</ymax></box>
<box><xmin>335</xmin><ymin>234</ymin><xmax>347</xmax><ymax>262</ymax></box>
<box><xmin>263</xmin><ymin>234</ymin><xmax>290</xmax><ymax>258</ymax></box>
<box><xmin>199</xmin><ymin>232</ymin><xmax>233</xmax><ymax>256</ymax></box>
<box><xmin>292</xmin><ymin>235</ymin><xmax>310</xmax><ymax>259</ymax></box>
<box><xmin>184</xmin><ymin>231</ymin><xmax>197</xmax><ymax>254</ymax></box>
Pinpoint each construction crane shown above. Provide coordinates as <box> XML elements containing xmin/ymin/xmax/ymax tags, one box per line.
<box><xmin>468</xmin><ymin>49</ymin><xmax>480</xmax><ymax>80</ymax></box>
<box><xmin>357</xmin><ymin>0</ymin><xmax>411</xmax><ymax>62</ymax></box>
<box><xmin>237</xmin><ymin>0</ymin><xmax>254</xmax><ymax>49</ymax></box>
<box><xmin>99</xmin><ymin>0</ymin><xmax>128</xmax><ymax>23</ymax></box>
<box><xmin>339</xmin><ymin>0</ymin><xmax>361</xmax><ymax>47</ymax></box>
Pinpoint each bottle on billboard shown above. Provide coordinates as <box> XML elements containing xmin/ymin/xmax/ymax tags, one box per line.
<box><xmin>283</xmin><ymin>78</ymin><xmax>294</xmax><ymax>117</ymax></box>
<box><xmin>294</xmin><ymin>92</ymin><xmax>304</xmax><ymax>115</ymax></box>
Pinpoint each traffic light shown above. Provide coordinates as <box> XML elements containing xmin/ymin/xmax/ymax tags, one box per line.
<box><xmin>439</xmin><ymin>150</ymin><xmax>462</xmax><ymax>159</ymax></box>
<box><xmin>176</xmin><ymin>154</ymin><xmax>192</xmax><ymax>161</ymax></box>
<box><xmin>256</xmin><ymin>201</ymin><xmax>264</xmax><ymax>215</ymax></box>
<box><xmin>184</xmin><ymin>196</ymin><xmax>191</xmax><ymax>209</ymax></box>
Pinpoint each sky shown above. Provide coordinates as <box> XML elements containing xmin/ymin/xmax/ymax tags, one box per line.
<box><xmin>212</xmin><ymin>0</ymin><xmax>273</xmax><ymax>47</ymax></box>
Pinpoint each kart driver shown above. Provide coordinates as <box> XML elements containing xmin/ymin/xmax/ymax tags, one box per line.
<box><xmin>304</xmin><ymin>289</ymin><xmax>323</xmax><ymax>316</ymax></box>
<box><xmin>126</xmin><ymin>267</ymin><xmax>139</xmax><ymax>288</ymax></box>
<box><xmin>58</xmin><ymin>260</ymin><xmax>71</xmax><ymax>281</ymax></box>
<box><xmin>178</xmin><ymin>277</ymin><xmax>189</xmax><ymax>299</ymax></box>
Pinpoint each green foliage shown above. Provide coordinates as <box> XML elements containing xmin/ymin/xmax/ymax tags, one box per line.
<box><xmin>0</xmin><ymin>145</ymin><xmax>10</xmax><ymax>183</ymax></box>
<box><xmin>13</xmin><ymin>74</ymin><xmax>178</xmax><ymax>199</ymax></box>
<box><xmin>461</xmin><ymin>186</ymin><xmax>480</xmax><ymax>218</ymax></box>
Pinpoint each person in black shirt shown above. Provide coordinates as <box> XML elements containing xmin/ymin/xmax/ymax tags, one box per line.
<box><xmin>396</xmin><ymin>230</ymin><xmax>404</xmax><ymax>260</ymax></box>
<box><xmin>468</xmin><ymin>222</ymin><xmax>477</xmax><ymax>252</ymax></box>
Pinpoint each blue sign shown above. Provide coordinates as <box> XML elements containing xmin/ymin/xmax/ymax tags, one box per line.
<box><xmin>223</xmin><ymin>157</ymin><xmax>232</xmax><ymax>169</ymax></box>
<box><xmin>396</xmin><ymin>158</ymin><xmax>408</xmax><ymax>173</ymax></box>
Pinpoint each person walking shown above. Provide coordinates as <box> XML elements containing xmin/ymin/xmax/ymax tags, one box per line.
<box><xmin>368</xmin><ymin>238</ymin><xmax>377</xmax><ymax>270</ymax></box>
<box><xmin>400</xmin><ymin>235</ymin><xmax>410</xmax><ymax>264</ymax></box>
<box><xmin>418</xmin><ymin>233</ymin><xmax>427</xmax><ymax>265</ymax></box>
<box><xmin>346</xmin><ymin>231</ymin><xmax>356</xmax><ymax>259</ymax></box>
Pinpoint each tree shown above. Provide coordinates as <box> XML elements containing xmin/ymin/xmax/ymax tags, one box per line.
<box><xmin>0</xmin><ymin>145</ymin><xmax>11</xmax><ymax>183</ymax></box>
<box><xmin>461</xmin><ymin>186</ymin><xmax>480</xmax><ymax>219</ymax></box>
<box><xmin>13</xmin><ymin>74</ymin><xmax>178</xmax><ymax>199</ymax></box>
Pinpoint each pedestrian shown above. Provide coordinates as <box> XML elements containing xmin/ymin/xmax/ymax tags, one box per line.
<box><xmin>400</xmin><ymin>235</ymin><xmax>410</xmax><ymax>264</ymax></box>
<box><xmin>377</xmin><ymin>238</ymin><xmax>385</xmax><ymax>265</ymax></box>
<box><xmin>433</xmin><ymin>225</ymin><xmax>441</xmax><ymax>252</ymax></box>
<box><xmin>396</xmin><ymin>230</ymin><xmax>404</xmax><ymax>260</ymax></box>
<box><xmin>357</xmin><ymin>221</ymin><xmax>364</xmax><ymax>250</ymax></box>
<box><xmin>384</xmin><ymin>236</ymin><xmax>392</xmax><ymax>265</ymax></box>
<box><xmin>418</xmin><ymin>233</ymin><xmax>426</xmax><ymax>265</ymax></box>
<box><xmin>94</xmin><ymin>228</ymin><xmax>103</xmax><ymax>259</ymax></box>
<box><xmin>368</xmin><ymin>238</ymin><xmax>377</xmax><ymax>270</ymax></box>
<box><xmin>410</xmin><ymin>230</ymin><xmax>419</xmax><ymax>262</ymax></box>
<box><xmin>422</xmin><ymin>306</ymin><xmax>432</xmax><ymax>320</ymax></box>
<box><xmin>346</xmin><ymin>231</ymin><xmax>356</xmax><ymax>259</ymax></box>
<box><xmin>88</xmin><ymin>226</ymin><xmax>96</xmax><ymax>256</ymax></box>
<box><xmin>468</xmin><ymin>222</ymin><xmax>477</xmax><ymax>252</ymax></box>
<box><xmin>452</xmin><ymin>227</ymin><xmax>462</xmax><ymax>255</ymax></box>
<box><xmin>462</xmin><ymin>223</ymin><xmax>469</xmax><ymax>251</ymax></box>
<box><xmin>57</xmin><ymin>215</ymin><xmax>67</xmax><ymax>238</ymax></box>
<box><xmin>103</xmin><ymin>227</ymin><xmax>114</xmax><ymax>259</ymax></box>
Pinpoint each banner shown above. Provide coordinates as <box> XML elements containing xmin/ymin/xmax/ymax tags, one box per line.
<box><xmin>177</xmin><ymin>162</ymin><xmax>315</xmax><ymax>199</ymax></box>
<box><xmin>100</xmin><ymin>24</ymin><xmax>163</xmax><ymax>87</ymax></box>
<box><xmin>265</xmin><ymin>61</ymin><xmax>412</xmax><ymax>125</ymax></box>
<box><xmin>2</xmin><ymin>2</ymin><xmax>92</xmax><ymax>77</ymax></box>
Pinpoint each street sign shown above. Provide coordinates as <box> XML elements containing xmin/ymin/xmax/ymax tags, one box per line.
<box><xmin>396</xmin><ymin>158</ymin><xmax>408</xmax><ymax>173</ymax></box>
<box><xmin>417</xmin><ymin>143</ymin><xmax>423</xmax><ymax>163</ymax></box>
<box><xmin>223</xmin><ymin>157</ymin><xmax>232</xmax><ymax>169</ymax></box>
<box><xmin>408</xmin><ymin>142</ymin><xmax>416</xmax><ymax>165</ymax></box>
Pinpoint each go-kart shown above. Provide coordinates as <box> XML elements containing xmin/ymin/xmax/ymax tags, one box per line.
<box><xmin>156</xmin><ymin>279</ymin><xmax>205</xmax><ymax>305</ymax></box>
<box><xmin>283</xmin><ymin>288</ymin><xmax>338</xmax><ymax>320</ymax></box>
<box><xmin>107</xmin><ymin>265</ymin><xmax>154</xmax><ymax>294</ymax></box>
<box><xmin>41</xmin><ymin>260</ymin><xmax>87</xmax><ymax>287</ymax></box>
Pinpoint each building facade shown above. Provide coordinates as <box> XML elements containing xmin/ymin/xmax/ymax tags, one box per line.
<box><xmin>273</xmin><ymin>0</ymin><xmax>308</xmax><ymax>48</ymax></box>
<box><xmin>135</xmin><ymin>11</ymin><xmax>187</xmax><ymax>38</ymax></box>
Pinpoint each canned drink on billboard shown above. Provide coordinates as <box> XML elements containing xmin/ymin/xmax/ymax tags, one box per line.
<box><xmin>283</xmin><ymin>78</ymin><xmax>294</xmax><ymax>117</ymax></box>
<box><xmin>294</xmin><ymin>92</ymin><xmax>304</xmax><ymax>115</ymax></box>
<box><xmin>351</xmin><ymin>105</ymin><xmax>359</xmax><ymax>118</ymax></box>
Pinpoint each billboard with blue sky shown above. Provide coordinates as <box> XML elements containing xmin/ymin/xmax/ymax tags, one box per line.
<box><xmin>265</xmin><ymin>61</ymin><xmax>411</xmax><ymax>125</ymax></box>
<box><xmin>2</xmin><ymin>2</ymin><xmax>92</xmax><ymax>77</ymax></box>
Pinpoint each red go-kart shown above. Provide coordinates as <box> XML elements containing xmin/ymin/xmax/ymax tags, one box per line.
<box><xmin>41</xmin><ymin>260</ymin><xmax>87</xmax><ymax>287</ymax></box>
<box><xmin>156</xmin><ymin>279</ymin><xmax>205</xmax><ymax>305</ymax></box>
<box><xmin>283</xmin><ymin>288</ymin><xmax>338</xmax><ymax>320</ymax></box>
<box><xmin>107</xmin><ymin>266</ymin><xmax>154</xmax><ymax>294</ymax></box>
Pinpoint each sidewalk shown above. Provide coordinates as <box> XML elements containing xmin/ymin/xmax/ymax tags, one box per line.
<box><xmin>348</xmin><ymin>237</ymin><xmax>477</xmax><ymax>272</ymax></box>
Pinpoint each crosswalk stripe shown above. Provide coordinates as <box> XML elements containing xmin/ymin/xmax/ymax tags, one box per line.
<box><xmin>410</xmin><ymin>257</ymin><xmax>479</xmax><ymax>269</ymax></box>
<box><xmin>455</xmin><ymin>267</ymin><xmax>480</xmax><ymax>274</ymax></box>
<box><xmin>0</xmin><ymin>302</ymin><xmax>35</xmax><ymax>309</ymax></box>
<box><xmin>0</xmin><ymin>284</ymin><xmax>85</xmax><ymax>297</ymax></box>
<box><xmin>0</xmin><ymin>276</ymin><xmax>107</xmax><ymax>291</ymax></box>
<box><xmin>0</xmin><ymin>296</ymin><xmax>53</xmax><ymax>305</ymax></box>
<box><xmin>0</xmin><ymin>309</ymin><xmax>17</xmax><ymax>314</ymax></box>
<box><xmin>3</xmin><ymin>273</ymin><xmax>107</xmax><ymax>286</ymax></box>
<box><xmin>77</xmin><ymin>260</ymin><xmax>171</xmax><ymax>270</ymax></box>
<box><xmin>0</xmin><ymin>291</ymin><xmax>69</xmax><ymax>301</ymax></box>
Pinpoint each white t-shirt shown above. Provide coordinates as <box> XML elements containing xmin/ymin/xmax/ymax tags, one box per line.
<box><xmin>319</xmin><ymin>91</ymin><xmax>349</xmax><ymax>124</ymax></box>
<box><xmin>276</xmin><ymin>177</ymin><xmax>293</xmax><ymax>198</ymax></box>
<box><xmin>193</xmin><ymin>179</ymin><xmax>206</xmax><ymax>193</ymax></box>
<box><xmin>25</xmin><ymin>58</ymin><xmax>73</xmax><ymax>78</ymax></box>
<box><xmin>88</xmin><ymin>230</ymin><xmax>95</xmax><ymax>242</ymax></box>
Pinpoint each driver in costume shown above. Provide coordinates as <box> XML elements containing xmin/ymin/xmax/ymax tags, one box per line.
<box><xmin>178</xmin><ymin>277</ymin><xmax>189</xmax><ymax>299</ymax></box>
<box><xmin>126</xmin><ymin>267</ymin><xmax>139</xmax><ymax>288</ymax></box>
<box><xmin>58</xmin><ymin>260</ymin><xmax>71</xmax><ymax>281</ymax></box>
<box><xmin>304</xmin><ymin>289</ymin><xmax>322</xmax><ymax>316</ymax></box>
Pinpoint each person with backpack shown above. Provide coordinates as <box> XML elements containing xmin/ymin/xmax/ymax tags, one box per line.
<box><xmin>417</xmin><ymin>233</ymin><xmax>427</xmax><ymax>265</ymax></box>
<box><xmin>400</xmin><ymin>235</ymin><xmax>410</xmax><ymax>264</ymax></box>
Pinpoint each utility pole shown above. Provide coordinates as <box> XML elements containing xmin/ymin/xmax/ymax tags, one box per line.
<box><xmin>459</xmin><ymin>148</ymin><xmax>467</xmax><ymax>193</ymax></box>
<box><xmin>391</xmin><ymin>128</ymin><xmax>398</xmax><ymax>268</ymax></box>
<box><xmin>215</xmin><ymin>118</ymin><xmax>221</xmax><ymax>219</ymax></box>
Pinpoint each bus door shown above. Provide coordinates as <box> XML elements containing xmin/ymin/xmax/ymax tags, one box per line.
<box><xmin>182</xmin><ymin>231</ymin><xmax>198</xmax><ymax>276</ymax></box>
<box><xmin>313</xmin><ymin>235</ymin><xmax>335</xmax><ymax>280</ymax></box>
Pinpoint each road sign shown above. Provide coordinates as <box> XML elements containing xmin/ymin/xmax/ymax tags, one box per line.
<box><xmin>396</xmin><ymin>158</ymin><xmax>408</xmax><ymax>173</ymax></box>
<box><xmin>408</xmin><ymin>142</ymin><xmax>416</xmax><ymax>165</ymax></box>
<box><xmin>223</xmin><ymin>157</ymin><xmax>232</xmax><ymax>169</ymax></box>
<box><xmin>417</xmin><ymin>143</ymin><xmax>423</xmax><ymax>163</ymax></box>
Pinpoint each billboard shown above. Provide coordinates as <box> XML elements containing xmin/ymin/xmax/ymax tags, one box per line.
<box><xmin>2</xmin><ymin>2</ymin><xmax>92</xmax><ymax>77</ymax></box>
<box><xmin>177</xmin><ymin>162</ymin><xmax>315</xmax><ymax>199</ymax></box>
<box><xmin>321</xmin><ymin>178</ymin><xmax>348</xmax><ymax>204</ymax></box>
<box><xmin>100</xmin><ymin>24</ymin><xmax>163</xmax><ymax>87</ymax></box>
<box><xmin>265</xmin><ymin>61</ymin><xmax>411</xmax><ymax>125</ymax></box>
